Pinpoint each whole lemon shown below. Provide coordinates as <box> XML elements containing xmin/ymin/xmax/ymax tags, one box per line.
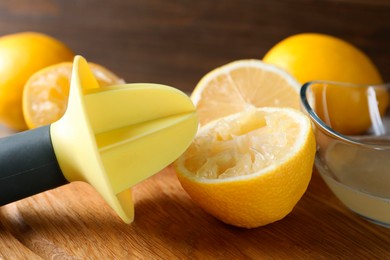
<box><xmin>0</xmin><ymin>32</ymin><xmax>74</xmax><ymax>130</ymax></box>
<box><xmin>263</xmin><ymin>33</ymin><xmax>387</xmax><ymax>135</ymax></box>
<box><xmin>263</xmin><ymin>33</ymin><xmax>383</xmax><ymax>84</ymax></box>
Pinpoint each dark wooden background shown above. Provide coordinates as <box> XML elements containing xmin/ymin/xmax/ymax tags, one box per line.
<box><xmin>0</xmin><ymin>0</ymin><xmax>388</xmax><ymax>93</ymax></box>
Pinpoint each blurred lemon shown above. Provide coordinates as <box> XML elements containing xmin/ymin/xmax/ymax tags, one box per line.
<box><xmin>191</xmin><ymin>59</ymin><xmax>300</xmax><ymax>126</ymax></box>
<box><xmin>0</xmin><ymin>32</ymin><xmax>74</xmax><ymax>130</ymax></box>
<box><xmin>174</xmin><ymin>107</ymin><xmax>315</xmax><ymax>228</ymax></box>
<box><xmin>263</xmin><ymin>33</ymin><xmax>388</xmax><ymax>135</ymax></box>
<box><xmin>23</xmin><ymin>62</ymin><xmax>125</xmax><ymax>129</ymax></box>
<box><xmin>309</xmin><ymin>82</ymin><xmax>389</xmax><ymax>135</ymax></box>
<box><xmin>263</xmin><ymin>33</ymin><xmax>382</xmax><ymax>84</ymax></box>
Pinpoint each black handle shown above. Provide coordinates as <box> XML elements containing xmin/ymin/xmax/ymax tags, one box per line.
<box><xmin>0</xmin><ymin>125</ymin><xmax>68</xmax><ymax>205</ymax></box>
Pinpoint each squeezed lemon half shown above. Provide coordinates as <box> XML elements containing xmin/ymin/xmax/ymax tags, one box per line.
<box><xmin>175</xmin><ymin>107</ymin><xmax>315</xmax><ymax>228</ymax></box>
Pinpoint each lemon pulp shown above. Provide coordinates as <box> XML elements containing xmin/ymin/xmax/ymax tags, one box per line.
<box><xmin>184</xmin><ymin>107</ymin><xmax>298</xmax><ymax>179</ymax></box>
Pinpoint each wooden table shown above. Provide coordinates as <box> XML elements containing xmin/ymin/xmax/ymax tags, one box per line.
<box><xmin>1</xmin><ymin>0</ymin><xmax>390</xmax><ymax>258</ymax></box>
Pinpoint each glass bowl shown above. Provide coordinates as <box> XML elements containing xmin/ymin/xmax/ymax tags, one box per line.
<box><xmin>300</xmin><ymin>81</ymin><xmax>390</xmax><ymax>227</ymax></box>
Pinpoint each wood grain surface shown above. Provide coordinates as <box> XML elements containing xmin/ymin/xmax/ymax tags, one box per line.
<box><xmin>0</xmin><ymin>0</ymin><xmax>390</xmax><ymax>259</ymax></box>
<box><xmin>1</xmin><ymin>166</ymin><xmax>390</xmax><ymax>259</ymax></box>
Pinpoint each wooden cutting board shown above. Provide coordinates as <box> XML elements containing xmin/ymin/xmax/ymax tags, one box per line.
<box><xmin>0</xmin><ymin>127</ymin><xmax>389</xmax><ymax>258</ymax></box>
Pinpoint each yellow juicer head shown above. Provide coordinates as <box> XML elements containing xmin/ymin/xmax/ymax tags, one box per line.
<box><xmin>50</xmin><ymin>56</ymin><xmax>198</xmax><ymax>223</ymax></box>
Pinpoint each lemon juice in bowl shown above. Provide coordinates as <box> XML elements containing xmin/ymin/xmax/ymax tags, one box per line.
<box><xmin>301</xmin><ymin>81</ymin><xmax>390</xmax><ymax>227</ymax></box>
<box><xmin>318</xmin><ymin>140</ymin><xmax>390</xmax><ymax>226</ymax></box>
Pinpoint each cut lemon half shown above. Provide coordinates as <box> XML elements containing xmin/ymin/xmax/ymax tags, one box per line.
<box><xmin>174</xmin><ymin>107</ymin><xmax>316</xmax><ymax>228</ymax></box>
<box><xmin>23</xmin><ymin>62</ymin><xmax>125</xmax><ymax>129</ymax></box>
<box><xmin>191</xmin><ymin>59</ymin><xmax>300</xmax><ymax>126</ymax></box>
